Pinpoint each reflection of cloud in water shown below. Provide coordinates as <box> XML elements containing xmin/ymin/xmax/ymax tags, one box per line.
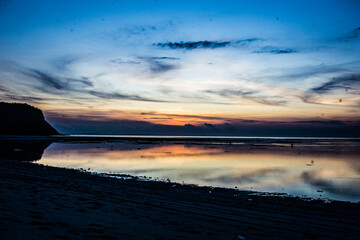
<box><xmin>127</xmin><ymin>167</ymin><xmax>229</xmax><ymax>179</ymax></box>
<box><xmin>204</xmin><ymin>168</ymin><xmax>286</xmax><ymax>184</ymax></box>
<box><xmin>40</xmin><ymin>141</ymin><xmax>360</xmax><ymax>201</ymax></box>
<box><xmin>176</xmin><ymin>168</ymin><xmax>230</xmax><ymax>179</ymax></box>
<box><xmin>126</xmin><ymin>168</ymin><xmax>176</xmax><ymax>174</ymax></box>
<box><xmin>301</xmin><ymin>171</ymin><xmax>360</xmax><ymax>197</ymax></box>
<box><xmin>352</xmin><ymin>163</ymin><xmax>360</xmax><ymax>175</ymax></box>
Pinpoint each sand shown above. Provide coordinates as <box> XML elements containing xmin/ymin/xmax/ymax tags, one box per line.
<box><xmin>0</xmin><ymin>159</ymin><xmax>360</xmax><ymax>240</ymax></box>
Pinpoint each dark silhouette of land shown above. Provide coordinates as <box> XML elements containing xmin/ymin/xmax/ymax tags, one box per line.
<box><xmin>0</xmin><ymin>102</ymin><xmax>59</xmax><ymax>135</ymax></box>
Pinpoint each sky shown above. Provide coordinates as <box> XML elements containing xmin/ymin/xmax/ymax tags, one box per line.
<box><xmin>0</xmin><ymin>0</ymin><xmax>360</xmax><ymax>136</ymax></box>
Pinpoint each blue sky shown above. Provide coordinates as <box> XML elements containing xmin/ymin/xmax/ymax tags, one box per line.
<box><xmin>0</xmin><ymin>0</ymin><xmax>359</xmax><ymax>135</ymax></box>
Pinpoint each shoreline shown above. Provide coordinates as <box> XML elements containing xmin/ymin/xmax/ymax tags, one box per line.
<box><xmin>93</xmin><ymin>170</ymin><xmax>354</xmax><ymax>203</ymax></box>
<box><xmin>1</xmin><ymin>159</ymin><xmax>360</xmax><ymax>239</ymax></box>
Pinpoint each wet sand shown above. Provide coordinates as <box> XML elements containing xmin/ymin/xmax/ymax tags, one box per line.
<box><xmin>1</xmin><ymin>159</ymin><xmax>359</xmax><ymax>240</ymax></box>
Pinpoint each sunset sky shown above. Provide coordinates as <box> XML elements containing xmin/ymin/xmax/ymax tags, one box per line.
<box><xmin>0</xmin><ymin>0</ymin><xmax>359</xmax><ymax>136</ymax></box>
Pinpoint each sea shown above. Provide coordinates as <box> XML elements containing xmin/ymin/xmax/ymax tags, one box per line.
<box><xmin>32</xmin><ymin>135</ymin><xmax>360</xmax><ymax>202</ymax></box>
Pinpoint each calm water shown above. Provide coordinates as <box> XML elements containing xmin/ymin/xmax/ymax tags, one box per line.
<box><xmin>38</xmin><ymin>140</ymin><xmax>360</xmax><ymax>202</ymax></box>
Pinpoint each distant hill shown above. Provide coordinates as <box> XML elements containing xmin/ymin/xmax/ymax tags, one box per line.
<box><xmin>0</xmin><ymin>102</ymin><xmax>59</xmax><ymax>135</ymax></box>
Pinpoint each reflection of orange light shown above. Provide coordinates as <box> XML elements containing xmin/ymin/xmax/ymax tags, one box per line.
<box><xmin>39</xmin><ymin>143</ymin><xmax>360</xmax><ymax>202</ymax></box>
<box><xmin>42</xmin><ymin>144</ymin><xmax>359</xmax><ymax>172</ymax></box>
<box><xmin>48</xmin><ymin>145</ymin><xmax>224</xmax><ymax>159</ymax></box>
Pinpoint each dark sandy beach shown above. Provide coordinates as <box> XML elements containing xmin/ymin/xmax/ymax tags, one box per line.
<box><xmin>1</xmin><ymin>157</ymin><xmax>360</xmax><ymax>240</ymax></box>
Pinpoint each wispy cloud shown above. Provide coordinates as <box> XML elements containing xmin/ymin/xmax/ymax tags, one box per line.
<box><xmin>235</xmin><ymin>38</ymin><xmax>260</xmax><ymax>45</ymax></box>
<box><xmin>0</xmin><ymin>94</ymin><xmax>47</xmax><ymax>103</ymax></box>
<box><xmin>148</xmin><ymin>57</ymin><xmax>180</xmax><ymax>60</ymax></box>
<box><xmin>22</xmin><ymin>69</ymin><xmax>93</xmax><ymax>92</ymax></box>
<box><xmin>154</xmin><ymin>38</ymin><xmax>260</xmax><ymax>50</ymax></box>
<box><xmin>155</xmin><ymin>40</ymin><xmax>230</xmax><ymax>50</ymax></box>
<box><xmin>253</xmin><ymin>46</ymin><xmax>297</xmax><ymax>54</ymax></box>
<box><xmin>111</xmin><ymin>58</ymin><xmax>141</xmax><ymax>64</ymax></box>
<box><xmin>0</xmin><ymin>83</ymin><xmax>52</xmax><ymax>103</ymax></box>
<box><xmin>65</xmin><ymin>77</ymin><xmax>93</xmax><ymax>87</ymax></box>
<box><xmin>21</xmin><ymin>68</ymin><xmax>170</xmax><ymax>103</ymax></box>
<box><xmin>88</xmin><ymin>91</ymin><xmax>172</xmax><ymax>103</ymax></box>
<box><xmin>52</xmin><ymin>56</ymin><xmax>80</xmax><ymax>71</ymax></box>
<box><xmin>138</xmin><ymin>56</ymin><xmax>180</xmax><ymax>74</ymax></box>
<box><xmin>0</xmin><ymin>83</ymin><xmax>7</xmax><ymax>92</ymax></box>
<box><xmin>338</xmin><ymin>27</ymin><xmax>360</xmax><ymax>41</ymax></box>
<box><xmin>299</xmin><ymin>93</ymin><xmax>360</xmax><ymax>107</ymax></box>
<box><xmin>276</xmin><ymin>65</ymin><xmax>349</xmax><ymax>80</ymax></box>
<box><xmin>23</xmin><ymin>69</ymin><xmax>66</xmax><ymax>90</ymax></box>
<box><xmin>111</xmin><ymin>56</ymin><xmax>180</xmax><ymax>74</ymax></box>
<box><xmin>205</xmin><ymin>89</ymin><xmax>287</xmax><ymax>106</ymax></box>
<box><xmin>310</xmin><ymin>74</ymin><xmax>360</xmax><ymax>94</ymax></box>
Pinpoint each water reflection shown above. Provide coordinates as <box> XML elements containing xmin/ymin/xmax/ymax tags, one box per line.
<box><xmin>36</xmin><ymin>141</ymin><xmax>360</xmax><ymax>202</ymax></box>
<box><xmin>0</xmin><ymin>140</ymin><xmax>51</xmax><ymax>161</ymax></box>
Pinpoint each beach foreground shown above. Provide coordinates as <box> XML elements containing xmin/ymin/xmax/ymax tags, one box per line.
<box><xmin>0</xmin><ymin>159</ymin><xmax>359</xmax><ymax>240</ymax></box>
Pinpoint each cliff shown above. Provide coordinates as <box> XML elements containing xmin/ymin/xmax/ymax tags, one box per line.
<box><xmin>0</xmin><ymin>102</ymin><xmax>59</xmax><ymax>135</ymax></box>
